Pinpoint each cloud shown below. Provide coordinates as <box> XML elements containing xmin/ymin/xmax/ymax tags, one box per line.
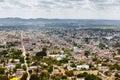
<box><xmin>0</xmin><ymin>0</ymin><xmax>4</xmax><ymax>2</ymax></box>
<box><xmin>0</xmin><ymin>0</ymin><xmax>120</xmax><ymax>10</ymax></box>
<box><xmin>0</xmin><ymin>0</ymin><xmax>120</xmax><ymax>19</ymax></box>
<box><xmin>90</xmin><ymin>0</ymin><xmax>120</xmax><ymax>9</ymax></box>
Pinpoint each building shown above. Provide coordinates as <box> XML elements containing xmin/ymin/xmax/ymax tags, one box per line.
<box><xmin>76</xmin><ymin>65</ymin><xmax>89</xmax><ymax>70</ymax></box>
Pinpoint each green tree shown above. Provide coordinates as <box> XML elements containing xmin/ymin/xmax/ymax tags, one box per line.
<box><xmin>70</xmin><ymin>63</ymin><xmax>76</xmax><ymax>67</ymax></box>
<box><xmin>85</xmin><ymin>74</ymin><xmax>101</xmax><ymax>80</ymax></box>
<box><xmin>1</xmin><ymin>50</ymin><xmax>8</xmax><ymax>55</ymax></box>
<box><xmin>30</xmin><ymin>74</ymin><xmax>39</xmax><ymax>80</ymax></box>
<box><xmin>20</xmin><ymin>57</ymin><xmax>24</xmax><ymax>63</ymax></box>
<box><xmin>0</xmin><ymin>68</ymin><xmax>5</xmax><ymax>74</ymax></box>
<box><xmin>117</xmin><ymin>49</ymin><xmax>120</xmax><ymax>55</ymax></box>
<box><xmin>60</xmin><ymin>58</ymin><xmax>68</xmax><ymax>63</ymax></box>
<box><xmin>15</xmin><ymin>64</ymin><xmax>21</xmax><ymax>69</ymax></box>
<box><xmin>84</xmin><ymin>38</ymin><xmax>90</xmax><ymax>44</ymax></box>
<box><xmin>47</xmin><ymin>66</ymin><xmax>53</xmax><ymax>73</ymax></box>
<box><xmin>26</xmin><ymin>53</ymin><xmax>30</xmax><ymax>57</ymax></box>
<box><xmin>84</xmin><ymin>50</ymin><xmax>90</xmax><ymax>57</ymax></box>
<box><xmin>29</xmin><ymin>70</ymin><xmax>32</xmax><ymax>74</ymax></box>
<box><xmin>51</xmin><ymin>74</ymin><xmax>61</xmax><ymax>80</ymax></box>
<box><xmin>65</xmin><ymin>70</ymin><xmax>74</xmax><ymax>77</ymax></box>
<box><xmin>22</xmin><ymin>65</ymin><xmax>27</xmax><ymax>71</ymax></box>
<box><xmin>99</xmin><ymin>43</ymin><xmax>106</xmax><ymax>49</ymax></box>
<box><xmin>0</xmin><ymin>75</ymin><xmax>9</xmax><ymax>80</ymax></box>
<box><xmin>115</xmin><ymin>73</ymin><xmax>120</xmax><ymax>78</ymax></box>
<box><xmin>61</xmin><ymin>75</ymin><xmax>67</xmax><ymax>79</ymax></box>
<box><xmin>39</xmin><ymin>71</ymin><xmax>49</xmax><ymax>80</ymax></box>
<box><xmin>77</xmin><ymin>72</ymin><xmax>88</xmax><ymax>78</ymax></box>
<box><xmin>21</xmin><ymin>73</ymin><xmax>28</xmax><ymax>80</ymax></box>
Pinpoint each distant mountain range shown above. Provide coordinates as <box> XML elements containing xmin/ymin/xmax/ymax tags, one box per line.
<box><xmin>0</xmin><ymin>18</ymin><xmax>120</xmax><ymax>28</ymax></box>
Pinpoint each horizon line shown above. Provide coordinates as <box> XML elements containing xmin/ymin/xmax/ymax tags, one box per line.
<box><xmin>0</xmin><ymin>17</ymin><xmax>120</xmax><ymax>21</ymax></box>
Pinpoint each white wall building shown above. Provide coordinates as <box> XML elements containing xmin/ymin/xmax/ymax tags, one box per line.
<box><xmin>76</xmin><ymin>65</ymin><xmax>89</xmax><ymax>70</ymax></box>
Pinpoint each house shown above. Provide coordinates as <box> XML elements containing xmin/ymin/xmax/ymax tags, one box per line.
<box><xmin>48</xmin><ymin>54</ymin><xmax>59</xmax><ymax>58</ymax></box>
<box><xmin>76</xmin><ymin>65</ymin><xmax>89</xmax><ymax>70</ymax></box>
<box><xmin>76</xmin><ymin>77</ymin><xmax>85</xmax><ymax>80</ymax></box>
<box><xmin>56</xmin><ymin>54</ymin><xmax>67</xmax><ymax>61</ymax></box>
<box><xmin>0</xmin><ymin>64</ymin><xmax>3</xmax><ymax>67</ymax></box>
<box><xmin>98</xmin><ymin>66</ymin><xmax>109</xmax><ymax>72</ymax></box>
<box><xmin>14</xmin><ymin>59</ymin><xmax>20</xmax><ymax>63</ymax></box>
<box><xmin>67</xmin><ymin>65</ymin><xmax>76</xmax><ymax>70</ymax></box>
<box><xmin>14</xmin><ymin>69</ymin><xmax>25</xmax><ymax>78</ymax></box>
<box><xmin>52</xmin><ymin>65</ymin><xmax>63</xmax><ymax>75</ymax></box>
<box><xmin>5</xmin><ymin>64</ymin><xmax>15</xmax><ymax>70</ymax></box>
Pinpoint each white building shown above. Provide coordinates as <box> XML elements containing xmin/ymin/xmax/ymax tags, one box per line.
<box><xmin>76</xmin><ymin>65</ymin><xmax>89</xmax><ymax>70</ymax></box>
<box><xmin>73</xmin><ymin>47</ymin><xmax>79</xmax><ymax>53</ymax></box>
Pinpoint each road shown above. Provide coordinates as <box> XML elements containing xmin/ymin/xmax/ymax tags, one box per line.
<box><xmin>21</xmin><ymin>32</ymin><xmax>30</xmax><ymax>80</ymax></box>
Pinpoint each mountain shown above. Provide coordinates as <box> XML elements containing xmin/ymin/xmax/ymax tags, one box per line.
<box><xmin>0</xmin><ymin>18</ymin><xmax>120</xmax><ymax>28</ymax></box>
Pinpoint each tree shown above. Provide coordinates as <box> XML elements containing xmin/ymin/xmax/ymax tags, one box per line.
<box><xmin>20</xmin><ymin>57</ymin><xmax>24</xmax><ymax>63</ymax></box>
<box><xmin>65</xmin><ymin>70</ymin><xmax>74</xmax><ymax>77</ymax></box>
<box><xmin>22</xmin><ymin>65</ymin><xmax>27</xmax><ymax>71</ymax></box>
<box><xmin>84</xmin><ymin>50</ymin><xmax>90</xmax><ymax>57</ymax></box>
<box><xmin>17</xmin><ymin>50</ymin><xmax>22</xmax><ymax>55</ymax></box>
<box><xmin>15</xmin><ymin>64</ymin><xmax>21</xmax><ymax>69</ymax></box>
<box><xmin>77</xmin><ymin>72</ymin><xmax>88</xmax><ymax>78</ymax></box>
<box><xmin>84</xmin><ymin>38</ymin><xmax>90</xmax><ymax>44</ymax></box>
<box><xmin>60</xmin><ymin>58</ymin><xmax>68</xmax><ymax>63</ymax></box>
<box><xmin>47</xmin><ymin>66</ymin><xmax>53</xmax><ymax>73</ymax></box>
<box><xmin>99</xmin><ymin>43</ymin><xmax>106</xmax><ymax>49</ymax></box>
<box><xmin>70</xmin><ymin>63</ymin><xmax>76</xmax><ymax>67</ymax></box>
<box><xmin>39</xmin><ymin>71</ymin><xmax>49</xmax><ymax>80</ymax></box>
<box><xmin>85</xmin><ymin>74</ymin><xmax>101</xmax><ymax>80</ymax></box>
<box><xmin>117</xmin><ymin>49</ymin><xmax>120</xmax><ymax>55</ymax></box>
<box><xmin>0</xmin><ymin>68</ymin><xmax>5</xmax><ymax>74</ymax></box>
<box><xmin>0</xmin><ymin>75</ymin><xmax>9</xmax><ymax>80</ymax></box>
<box><xmin>21</xmin><ymin>73</ymin><xmax>28</xmax><ymax>80</ymax></box>
<box><xmin>30</xmin><ymin>74</ymin><xmax>39</xmax><ymax>80</ymax></box>
<box><xmin>61</xmin><ymin>75</ymin><xmax>67</xmax><ymax>79</ymax></box>
<box><xmin>51</xmin><ymin>74</ymin><xmax>61</xmax><ymax>80</ymax></box>
<box><xmin>109</xmin><ymin>64</ymin><xmax>120</xmax><ymax>70</ymax></box>
<box><xmin>35</xmin><ymin>47</ymin><xmax>47</xmax><ymax>59</ymax></box>
<box><xmin>26</xmin><ymin>60</ymin><xmax>30</xmax><ymax>64</ymax></box>
<box><xmin>29</xmin><ymin>70</ymin><xmax>32</xmax><ymax>74</ymax></box>
<box><xmin>26</xmin><ymin>53</ymin><xmax>30</xmax><ymax>57</ymax></box>
<box><xmin>34</xmin><ymin>67</ymin><xmax>39</xmax><ymax>75</ymax></box>
<box><xmin>1</xmin><ymin>50</ymin><xmax>8</xmax><ymax>55</ymax></box>
<box><xmin>115</xmin><ymin>73</ymin><xmax>120</xmax><ymax>78</ymax></box>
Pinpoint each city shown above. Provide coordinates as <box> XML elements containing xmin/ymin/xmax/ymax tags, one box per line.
<box><xmin>0</xmin><ymin>0</ymin><xmax>120</xmax><ymax>80</ymax></box>
<box><xmin>0</xmin><ymin>27</ymin><xmax>120</xmax><ymax>80</ymax></box>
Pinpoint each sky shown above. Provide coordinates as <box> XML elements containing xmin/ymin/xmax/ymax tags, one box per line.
<box><xmin>0</xmin><ymin>0</ymin><xmax>120</xmax><ymax>20</ymax></box>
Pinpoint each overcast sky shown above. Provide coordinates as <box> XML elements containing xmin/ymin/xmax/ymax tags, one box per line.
<box><xmin>0</xmin><ymin>0</ymin><xmax>120</xmax><ymax>19</ymax></box>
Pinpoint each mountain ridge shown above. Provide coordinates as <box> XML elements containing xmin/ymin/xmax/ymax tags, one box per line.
<box><xmin>0</xmin><ymin>18</ymin><xmax>120</xmax><ymax>28</ymax></box>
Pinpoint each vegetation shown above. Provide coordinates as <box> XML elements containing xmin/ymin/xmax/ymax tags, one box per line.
<box><xmin>30</xmin><ymin>74</ymin><xmax>39</xmax><ymax>80</ymax></box>
<box><xmin>0</xmin><ymin>68</ymin><xmax>5</xmax><ymax>74</ymax></box>
<box><xmin>84</xmin><ymin>50</ymin><xmax>90</xmax><ymax>57</ymax></box>
<box><xmin>21</xmin><ymin>73</ymin><xmax>28</xmax><ymax>80</ymax></box>
<box><xmin>99</xmin><ymin>43</ymin><xmax>106</xmax><ymax>49</ymax></box>
<box><xmin>65</xmin><ymin>70</ymin><xmax>74</xmax><ymax>77</ymax></box>
<box><xmin>77</xmin><ymin>72</ymin><xmax>101</xmax><ymax>80</ymax></box>
<box><xmin>117</xmin><ymin>49</ymin><xmax>120</xmax><ymax>55</ymax></box>
<box><xmin>0</xmin><ymin>75</ymin><xmax>9</xmax><ymax>80</ymax></box>
<box><xmin>109</xmin><ymin>64</ymin><xmax>120</xmax><ymax>70</ymax></box>
<box><xmin>85</xmin><ymin>74</ymin><xmax>101</xmax><ymax>80</ymax></box>
<box><xmin>39</xmin><ymin>71</ymin><xmax>49</xmax><ymax>80</ymax></box>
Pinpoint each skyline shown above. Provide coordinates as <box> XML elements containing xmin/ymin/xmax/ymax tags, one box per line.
<box><xmin>0</xmin><ymin>0</ymin><xmax>120</xmax><ymax>20</ymax></box>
